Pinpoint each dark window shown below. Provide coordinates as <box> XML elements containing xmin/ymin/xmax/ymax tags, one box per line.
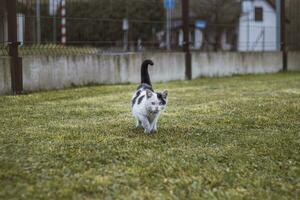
<box><xmin>255</xmin><ymin>7</ymin><xmax>263</xmax><ymax>22</ymax></box>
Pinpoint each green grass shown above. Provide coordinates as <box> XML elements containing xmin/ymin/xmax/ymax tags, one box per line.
<box><xmin>0</xmin><ymin>73</ymin><xmax>299</xmax><ymax>200</ymax></box>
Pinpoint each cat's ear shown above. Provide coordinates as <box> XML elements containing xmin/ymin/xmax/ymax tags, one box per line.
<box><xmin>146</xmin><ymin>89</ymin><xmax>153</xmax><ymax>98</ymax></box>
<box><xmin>162</xmin><ymin>90</ymin><xmax>168</xmax><ymax>99</ymax></box>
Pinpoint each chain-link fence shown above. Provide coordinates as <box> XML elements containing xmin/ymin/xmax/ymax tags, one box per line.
<box><xmin>13</xmin><ymin>0</ymin><xmax>175</xmax><ymax>53</ymax></box>
<box><xmin>0</xmin><ymin>0</ymin><xmax>299</xmax><ymax>55</ymax></box>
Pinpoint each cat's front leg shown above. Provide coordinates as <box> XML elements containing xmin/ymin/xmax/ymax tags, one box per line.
<box><xmin>137</xmin><ymin>114</ymin><xmax>151</xmax><ymax>133</ymax></box>
<box><xmin>143</xmin><ymin>120</ymin><xmax>151</xmax><ymax>133</ymax></box>
<box><xmin>153</xmin><ymin>121</ymin><xmax>157</xmax><ymax>132</ymax></box>
<box><xmin>150</xmin><ymin>115</ymin><xmax>160</xmax><ymax>132</ymax></box>
<box><xmin>136</xmin><ymin>119</ymin><xmax>142</xmax><ymax>128</ymax></box>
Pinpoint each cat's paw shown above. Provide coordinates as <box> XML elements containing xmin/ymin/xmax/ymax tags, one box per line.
<box><xmin>144</xmin><ymin>129</ymin><xmax>151</xmax><ymax>134</ymax></box>
<box><xmin>135</xmin><ymin>124</ymin><xmax>142</xmax><ymax>128</ymax></box>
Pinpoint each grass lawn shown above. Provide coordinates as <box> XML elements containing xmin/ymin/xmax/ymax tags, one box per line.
<box><xmin>0</xmin><ymin>73</ymin><xmax>299</xmax><ymax>199</ymax></box>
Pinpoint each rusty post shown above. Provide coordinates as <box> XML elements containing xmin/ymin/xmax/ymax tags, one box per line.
<box><xmin>281</xmin><ymin>0</ymin><xmax>287</xmax><ymax>72</ymax></box>
<box><xmin>182</xmin><ymin>0</ymin><xmax>191</xmax><ymax>80</ymax></box>
<box><xmin>7</xmin><ymin>0</ymin><xmax>23</xmax><ymax>94</ymax></box>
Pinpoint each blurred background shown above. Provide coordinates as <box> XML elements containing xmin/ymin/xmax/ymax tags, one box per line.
<box><xmin>0</xmin><ymin>0</ymin><xmax>299</xmax><ymax>53</ymax></box>
<box><xmin>0</xmin><ymin>0</ymin><xmax>299</xmax><ymax>95</ymax></box>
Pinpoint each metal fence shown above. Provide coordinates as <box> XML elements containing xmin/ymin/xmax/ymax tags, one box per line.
<box><xmin>0</xmin><ymin>0</ymin><xmax>299</xmax><ymax>55</ymax></box>
<box><xmin>3</xmin><ymin>0</ymin><xmax>175</xmax><ymax>54</ymax></box>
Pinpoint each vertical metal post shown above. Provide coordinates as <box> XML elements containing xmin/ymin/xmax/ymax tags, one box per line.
<box><xmin>166</xmin><ymin>9</ymin><xmax>171</xmax><ymax>50</ymax></box>
<box><xmin>164</xmin><ymin>0</ymin><xmax>173</xmax><ymax>50</ymax></box>
<box><xmin>170</xmin><ymin>8</ymin><xmax>172</xmax><ymax>49</ymax></box>
<box><xmin>49</xmin><ymin>0</ymin><xmax>57</xmax><ymax>43</ymax></box>
<box><xmin>53</xmin><ymin>16</ymin><xmax>56</xmax><ymax>43</ymax></box>
<box><xmin>61</xmin><ymin>0</ymin><xmax>66</xmax><ymax>44</ymax></box>
<box><xmin>123</xmin><ymin>18</ymin><xmax>129</xmax><ymax>51</ymax></box>
<box><xmin>276</xmin><ymin>0</ymin><xmax>281</xmax><ymax>50</ymax></box>
<box><xmin>247</xmin><ymin>9</ymin><xmax>250</xmax><ymax>51</ymax></box>
<box><xmin>7</xmin><ymin>0</ymin><xmax>23</xmax><ymax>94</ymax></box>
<box><xmin>123</xmin><ymin>30</ymin><xmax>128</xmax><ymax>51</ymax></box>
<box><xmin>281</xmin><ymin>0</ymin><xmax>287</xmax><ymax>72</ymax></box>
<box><xmin>53</xmin><ymin>1</ymin><xmax>57</xmax><ymax>43</ymax></box>
<box><xmin>182</xmin><ymin>0</ymin><xmax>191</xmax><ymax>80</ymax></box>
<box><xmin>36</xmin><ymin>0</ymin><xmax>41</xmax><ymax>44</ymax></box>
<box><xmin>262</xmin><ymin>27</ymin><xmax>265</xmax><ymax>51</ymax></box>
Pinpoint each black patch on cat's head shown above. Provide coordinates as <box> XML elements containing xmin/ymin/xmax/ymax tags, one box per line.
<box><xmin>132</xmin><ymin>90</ymin><xmax>141</xmax><ymax>107</ymax></box>
<box><xmin>137</xmin><ymin>95</ymin><xmax>145</xmax><ymax>105</ymax></box>
<box><xmin>156</xmin><ymin>93</ymin><xmax>166</xmax><ymax>105</ymax></box>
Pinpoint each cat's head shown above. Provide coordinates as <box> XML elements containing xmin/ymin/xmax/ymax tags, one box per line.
<box><xmin>145</xmin><ymin>89</ymin><xmax>168</xmax><ymax>114</ymax></box>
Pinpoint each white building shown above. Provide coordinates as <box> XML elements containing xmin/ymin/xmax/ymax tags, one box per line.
<box><xmin>173</xmin><ymin>0</ymin><xmax>278</xmax><ymax>52</ymax></box>
<box><xmin>238</xmin><ymin>0</ymin><xmax>277</xmax><ymax>51</ymax></box>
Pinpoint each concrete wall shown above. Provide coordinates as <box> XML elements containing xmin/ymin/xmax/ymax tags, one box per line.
<box><xmin>288</xmin><ymin>51</ymin><xmax>300</xmax><ymax>71</ymax></box>
<box><xmin>192</xmin><ymin>52</ymin><xmax>283</xmax><ymax>78</ymax></box>
<box><xmin>0</xmin><ymin>51</ymin><xmax>299</xmax><ymax>94</ymax></box>
<box><xmin>0</xmin><ymin>57</ymin><xmax>11</xmax><ymax>95</ymax></box>
<box><xmin>22</xmin><ymin>52</ymin><xmax>185</xmax><ymax>91</ymax></box>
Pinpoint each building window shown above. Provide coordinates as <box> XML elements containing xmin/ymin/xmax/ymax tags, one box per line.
<box><xmin>255</xmin><ymin>7</ymin><xmax>263</xmax><ymax>22</ymax></box>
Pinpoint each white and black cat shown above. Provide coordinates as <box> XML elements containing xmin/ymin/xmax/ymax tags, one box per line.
<box><xmin>131</xmin><ymin>60</ymin><xmax>168</xmax><ymax>133</ymax></box>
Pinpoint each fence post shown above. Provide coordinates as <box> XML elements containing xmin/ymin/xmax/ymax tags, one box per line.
<box><xmin>276</xmin><ymin>0</ymin><xmax>281</xmax><ymax>51</ymax></box>
<box><xmin>36</xmin><ymin>0</ymin><xmax>41</xmax><ymax>44</ymax></box>
<box><xmin>280</xmin><ymin>0</ymin><xmax>287</xmax><ymax>72</ymax></box>
<box><xmin>182</xmin><ymin>0</ymin><xmax>191</xmax><ymax>80</ymax></box>
<box><xmin>61</xmin><ymin>0</ymin><xmax>66</xmax><ymax>44</ymax></box>
<box><xmin>7</xmin><ymin>0</ymin><xmax>23</xmax><ymax>95</ymax></box>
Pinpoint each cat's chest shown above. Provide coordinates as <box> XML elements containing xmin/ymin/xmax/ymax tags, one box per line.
<box><xmin>147</xmin><ymin>112</ymin><xmax>159</xmax><ymax>122</ymax></box>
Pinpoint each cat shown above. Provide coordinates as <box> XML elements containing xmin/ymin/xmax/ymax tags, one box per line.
<box><xmin>131</xmin><ymin>59</ymin><xmax>168</xmax><ymax>133</ymax></box>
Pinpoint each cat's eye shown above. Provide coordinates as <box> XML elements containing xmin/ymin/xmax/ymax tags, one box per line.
<box><xmin>159</xmin><ymin>102</ymin><xmax>163</xmax><ymax>105</ymax></box>
<box><xmin>151</xmin><ymin>102</ymin><xmax>155</xmax><ymax>105</ymax></box>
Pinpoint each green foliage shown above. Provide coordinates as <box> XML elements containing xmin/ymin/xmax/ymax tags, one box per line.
<box><xmin>0</xmin><ymin>73</ymin><xmax>299</xmax><ymax>199</ymax></box>
<box><xmin>66</xmin><ymin>0</ymin><xmax>165</xmax><ymax>44</ymax></box>
<box><xmin>16</xmin><ymin>0</ymin><xmax>165</xmax><ymax>45</ymax></box>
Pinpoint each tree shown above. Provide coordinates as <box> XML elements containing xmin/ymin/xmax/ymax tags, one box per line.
<box><xmin>65</xmin><ymin>0</ymin><xmax>165</xmax><ymax>47</ymax></box>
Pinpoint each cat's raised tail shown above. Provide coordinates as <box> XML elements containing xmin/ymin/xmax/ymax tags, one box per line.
<box><xmin>141</xmin><ymin>59</ymin><xmax>154</xmax><ymax>86</ymax></box>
